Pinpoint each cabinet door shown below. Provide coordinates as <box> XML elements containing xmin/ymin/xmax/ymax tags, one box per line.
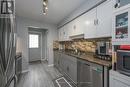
<box><xmin>110</xmin><ymin>77</ymin><xmax>130</xmax><ymax>87</ymax></box>
<box><xmin>91</xmin><ymin>64</ymin><xmax>103</xmax><ymax>87</ymax></box>
<box><xmin>70</xmin><ymin>20</ymin><xmax>77</xmax><ymax>36</ymax></box>
<box><xmin>58</xmin><ymin>28</ymin><xmax>64</xmax><ymax>41</ymax></box>
<box><xmin>69</xmin><ymin>59</ymin><xmax>77</xmax><ymax>84</ymax></box>
<box><xmin>63</xmin><ymin>25</ymin><xmax>70</xmax><ymax>41</ymax></box>
<box><xmin>57</xmin><ymin>53</ymin><xmax>62</xmax><ymax>71</ymax></box>
<box><xmin>78</xmin><ymin>61</ymin><xmax>92</xmax><ymax>87</ymax></box>
<box><xmin>58</xmin><ymin>29</ymin><xmax>61</xmax><ymax>41</ymax></box>
<box><xmin>92</xmin><ymin>69</ymin><xmax>103</xmax><ymax>87</ymax></box>
<box><xmin>74</xmin><ymin>17</ymin><xmax>84</xmax><ymax>36</ymax></box>
<box><xmin>110</xmin><ymin>71</ymin><xmax>130</xmax><ymax>87</ymax></box>
<box><xmin>54</xmin><ymin>52</ymin><xmax>57</xmax><ymax>67</ymax></box>
<box><xmin>62</xmin><ymin>54</ymin><xmax>68</xmax><ymax>73</ymax></box>
<box><xmin>67</xmin><ymin>22</ymin><xmax>72</xmax><ymax>37</ymax></box>
<box><xmin>84</xmin><ymin>8</ymin><xmax>97</xmax><ymax>39</ymax></box>
<box><xmin>96</xmin><ymin>0</ymin><xmax>115</xmax><ymax>38</ymax></box>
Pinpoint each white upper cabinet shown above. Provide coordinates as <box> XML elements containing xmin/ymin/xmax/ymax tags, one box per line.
<box><xmin>58</xmin><ymin>0</ymin><xmax>115</xmax><ymax>41</ymax></box>
<box><xmin>84</xmin><ymin>8</ymin><xmax>97</xmax><ymax>39</ymax></box>
<box><xmin>69</xmin><ymin>20</ymin><xmax>76</xmax><ymax>36</ymax></box>
<box><xmin>74</xmin><ymin>16</ymin><xmax>84</xmax><ymax>36</ymax></box>
<box><xmin>64</xmin><ymin>24</ymin><xmax>71</xmax><ymax>41</ymax></box>
<box><xmin>96</xmin><ymin>0</ymin><xmax>115</xmax><ymax>38</ymax></box>
<box><xmin>69</xmin><ymin>18</ymin><xmax>84</xmax><ymax>37</ymax></box>
<box><xmin>84</xmin><ymin>0</ymin><xmax>115</xmax><ymax>39</ymax></box>
<box><xmin>58</xmin><ymin>24</ymin><xmax>71</xmax><ymax>41</ymax></box>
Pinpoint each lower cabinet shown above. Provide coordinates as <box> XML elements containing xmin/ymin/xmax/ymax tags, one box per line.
<box><xmin>91</xmin><ymin>64</ymin><xmax>103</xmax><ymax>87</ymax></box>
<box><xmin>54</xmin><ymin>51</ymin><xmax>59</xmax><ymax>67</ymax></box>
<box><xmin>67</xmin><ymin>57</ymin><xmax>77</xmax><ymax>84</ymax></box>
<box><xmin>62</xmin><ymin>54</ymin><xmax>77</xmax><ymax>84</ymax></box>
<box><xmin>54</xmin><ymin>51</ymin><xmax>109</xmax><ymax>87</ymax></box>
<box><xmin>54</xmin><ymin>51</ymin><xmax>62</xmax><ymax>71</ymax></box>
<box><xmin>77</xmin><ymin>59</ymin><xmax>104</xmax><ymax>87</ymax></box>
<box><xmin>110</xmin><ymin>70</ymin><xmax>130</xmax><ymax>87</ymax></box>
<box><xmin>77</xmin><ymin>60</ymin><xmax>92</xmax><ymax>87</ymax></box>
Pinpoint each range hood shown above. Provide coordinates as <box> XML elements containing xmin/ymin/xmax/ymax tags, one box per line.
<box><xmin>69</xmin><ymin>34</ymin><xmax>84</xmax><ymax>39</ymax></box>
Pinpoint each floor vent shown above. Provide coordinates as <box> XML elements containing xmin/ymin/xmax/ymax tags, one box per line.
<box><xmin>54</xmin><ymin>77</ymin><xmax>72</xmax><ymax>87</ymax></box>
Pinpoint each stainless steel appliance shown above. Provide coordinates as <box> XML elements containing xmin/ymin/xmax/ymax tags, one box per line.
<box><xmin>77</xmin><ymin>59</ymin><xmax>104</xmax><ymax>87</ymax></box>
<box><xmin>97</xmin><ymin>42</ymin><xmax>110</xmax><ymax>56</ymax></box>
<box><xmin>95</xmin><ymin>42</ymin><xmax>112</xmax><ymax>61</ymax></box>
<box><xmin>0</xmin><ymin>0</ymin><xmax>16</xmax><ymax>87</ymax></box>
<box><xmin>117</xmin><ymin>50</ymin><xmax>130</xmax><ymax>76</ymax></box>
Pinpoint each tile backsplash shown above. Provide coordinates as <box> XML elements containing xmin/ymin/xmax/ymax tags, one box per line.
<box><xmin>53</xmin><ymin>38</ymin><xmax>111</xmax><ymax>53</ymax></box>
<box><xmin>53</xmin><ymin>41</ymin><xmax>60</xmax><ymax>50</ymax></box>
<box><xmin>64</xmin><ymin>40</ymin><xmax>97</xmax><ymax>53</ymax></box>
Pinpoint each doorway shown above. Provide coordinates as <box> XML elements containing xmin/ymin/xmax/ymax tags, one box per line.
<box><xmin>29</xmin><ymin>32</ymin><xmax>42</xmax><ymax>62</ymax></box>
<box><xmin>28</xmin><ymin>27</ymin><xmax>48</xmax><ymax>63</ymax></box>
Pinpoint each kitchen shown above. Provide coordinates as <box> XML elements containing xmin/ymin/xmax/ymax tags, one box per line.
<box><xmin>0</xmin><ymin>0</ymin><xmax>130</xmax><ymax>87</ymax></box>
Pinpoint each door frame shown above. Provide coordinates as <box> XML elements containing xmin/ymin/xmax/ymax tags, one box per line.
<box><xmin>28</xmin><ymin>31</ymin><xmax>43</xmax><ymax>62</ymax></box>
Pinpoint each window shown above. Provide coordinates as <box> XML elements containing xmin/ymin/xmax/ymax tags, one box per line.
<box><xmin>29</xmin><ymin>34</ymin><xmax>39</xmax><ymax>48</ymax></box>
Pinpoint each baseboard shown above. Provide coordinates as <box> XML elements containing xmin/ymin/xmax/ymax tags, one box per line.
<box><xmin>41</xmin><ymin>58</ymin><xmax>47</xmax><ymax>61</ymax></box>
<box><xmin>48</xmin><ymin>64</ymin><xmax>54</xmax><ymax>67</ymax></box>
<box><xmin>22</xmin><ymin>70</ymin><xmax>29</xmax><ymax>73</ymax></box>
<box><xmin>29</xmin><ymin>60</ymin><xmax>41</xmax><ymax>63</ymax></box>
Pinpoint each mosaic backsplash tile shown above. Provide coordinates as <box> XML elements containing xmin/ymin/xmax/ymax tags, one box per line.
<box><xmin>53</xmin><ymin>38</ymin><xmax>111</xmax><ymax>53</ymax></box>
<box><xmin>64</xmin><ymin>40</ymin><xmax>97</xmax><ymax>53</ymax></box>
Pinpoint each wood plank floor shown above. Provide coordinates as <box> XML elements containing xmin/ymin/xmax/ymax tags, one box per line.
<box><xmin>16</xmin><ymin>61</ymin><xmax>62</xmax><ymax>87</ymax></box>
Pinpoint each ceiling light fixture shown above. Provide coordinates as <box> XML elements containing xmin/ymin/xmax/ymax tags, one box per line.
<box><xmin>43</xmin><ymin>0</ymin><xmax>48</xmax><ymax>15</ymax></box>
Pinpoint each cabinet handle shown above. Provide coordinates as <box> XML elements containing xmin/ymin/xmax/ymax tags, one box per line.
<box><xmin>91</xmin><ymin>67</ymin><xmax>103</xmax><ymax>73</ymax></box>
<box><xmin>84</xmin><ymin>63</ymin><xmax>90</xmax><ymax>66</ymax></box>
<box><xmin>67</xmin><ymin>66</ymin><xmax>69</xmax><ymax>72</ymax></box>
<box><xmin>94</xmin><ymin>20</ymin><xmax>96</xmax><ymax>25</ymax></box>
<box><xmin>73</xmin><ymin>25</ymin><xmax>76</xmax><ymax>30</ymax></box>
<box><xmin>96</xmin><ymin>19</ymin><xmax>99</xmax><ymax>25</ymax></box>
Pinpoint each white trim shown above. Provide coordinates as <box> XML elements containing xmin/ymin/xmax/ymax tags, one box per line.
<box><xmin>48</xmin><ymin>64</ymin><xmax>54</xmax><ymax>67</ymax></box>
<box><xmin>22</xmin><ymin>70</ymin><xmax>29</xmax><ymax>73</ymax></box>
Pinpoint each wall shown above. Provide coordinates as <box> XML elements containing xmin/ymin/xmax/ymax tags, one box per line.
<box><xmin>58</xmin><ymin>0</ymin><xmax>104</xmax><ymax>27</ymax></box>
<box><xmin>16</xmin><ymin>17</ymin><xmax>58</xmax><ymax>72</ymax></box>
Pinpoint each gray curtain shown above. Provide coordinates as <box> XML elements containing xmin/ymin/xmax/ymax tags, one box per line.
<box><xmin>0</xmin><ymin>0</ymin><xmax>16</xmax><ymax>87</ymax></box>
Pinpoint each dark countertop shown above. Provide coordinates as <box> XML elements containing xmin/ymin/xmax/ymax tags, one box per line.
<box><xmin>54</xmin><ymin>50</ymin><xmax>112</xmax><ymax>67</ymax></box>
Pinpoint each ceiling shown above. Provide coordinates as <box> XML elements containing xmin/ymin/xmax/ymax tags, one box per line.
<box><xmin>16</xmin><ymin>0</ymin><xmax>86</xmax><ymax>25</ymax></box>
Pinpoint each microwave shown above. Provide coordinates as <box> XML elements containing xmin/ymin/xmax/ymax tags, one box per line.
<box><xmin>117</xmin><ymin>50</ymin><xmax>130</xmax><ymax>76</ymax></box>
<box><xmin>97</xmin><ymin>42</ymin><xmax>111</xmax><ymax>56</ymax></box>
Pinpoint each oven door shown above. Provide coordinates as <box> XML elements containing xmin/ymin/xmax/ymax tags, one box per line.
<box><xmin>117</xmin><ymin>50</ymin><xmax>130</xmax><ymax>76</ymax></box>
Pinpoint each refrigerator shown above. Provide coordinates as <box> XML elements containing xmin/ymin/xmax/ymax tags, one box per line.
<box><xmin>0</xmin><ymin>0</ymin><xmax>16</xmax><ymax>87</ymax></box>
